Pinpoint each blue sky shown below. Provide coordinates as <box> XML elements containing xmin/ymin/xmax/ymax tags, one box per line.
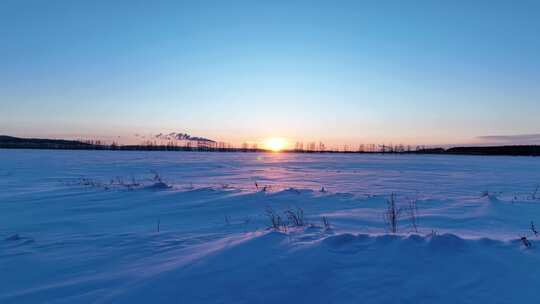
<box><xmin>1</xmin><ymin>0</ymin><xmax>540</xmax><ymax>146</ymax></box>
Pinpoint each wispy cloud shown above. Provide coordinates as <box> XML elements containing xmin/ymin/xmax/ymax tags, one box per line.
<box><xmin>477</xmin><ymin>134</ymin><xmax>540</xmax><ymax>145</ymax></box>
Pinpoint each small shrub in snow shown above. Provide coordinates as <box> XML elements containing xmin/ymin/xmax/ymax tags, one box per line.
<box><xmin>265</xmin><ymin>207</ymin><xmax>285</xmax><ymax>231</ymax></box>
<box><xmin>521</xmin><ymin>236</ymin><xmax>532</xmax><ymax>248</ymax></box>
<box><xmin>532</xmin><ymin>185</ymin><xmax>539</xmax><ymax>200</ymax></box>
<box><xmin>255</xmin><ymin>182</ymin><xmax>270</xmax><ymax>192</ymax></box>
<box><xmin>383</xmin><ymin>193</ymin><xmax>402</xmax><ymax>234</ymax></box>
<box><xmin>265</xmin><ymin>207</ymin><xmax>308</xmax><ymax>231</ymax></box>
<box><xmin>408</xmin><ymin>198</ymin><xmax>419</xmax><ymax>233</ymax></box>
<box><xmin>151</xmin><ymin>170</ymin><xmax>162</xmax><ymax>183</ymax></box>
<box><xmin>148</xmin><ymin>181</ymin><xmax>171</xmax><ymax>190</ymax></box>
<box><xmin>118</xmin><ymin>176</ymin><xmax>141</xmax><ymax>190</ymax></box>
<box><xmin>78</xmin><ymin>177</ymin><xmax>106</xmax><ymax>189</ymax></box>
<box><xmin>285</xmin><ymin>207</ymin><xmax>305</xmax><ymax>227</ymax></box>
<box><xmin>130</xmin><ymin>176</ymin><xmax>140</xmax><ymax>187</ymax></box>
<box><xmin>322</xmin><ymin>216</ymin><xmax>331</xmax><ymax>230</ymax></box>
<box><xmin>531</xmin><ymin>221</ymin><xmax>539</xmax><ymax>237</ymax></box>
<box><xmin>480</xmin><ymin>190</ymin><xmax>500</xmax><ymax>199</ymax></box>
<box><xmin>147</xmin><ymin>171</ymin><xmax>173</xmax><ymax>189</ymax></box>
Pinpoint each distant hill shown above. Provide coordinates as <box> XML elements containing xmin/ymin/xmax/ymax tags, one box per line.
<box><xmin>0</xmin><ymin>135</ymin><xmax>99</xmax><ymax>149</ymax></box>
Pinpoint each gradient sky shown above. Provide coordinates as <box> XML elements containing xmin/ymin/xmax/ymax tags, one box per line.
<box><xmin>1</xmin><ymin>0</ymin><xmax>540</xmax><ymax>146</ymax></box>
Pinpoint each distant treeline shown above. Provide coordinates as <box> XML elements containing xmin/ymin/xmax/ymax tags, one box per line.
<box><xmin>446</xmin><ymin>146</ymin><xmax>540</xmax><ymax>156</ymax></box>
<box><xmin>1</xmin><ymin>135</ymin><xmax>540</xmax><ymax>156</ymax></box>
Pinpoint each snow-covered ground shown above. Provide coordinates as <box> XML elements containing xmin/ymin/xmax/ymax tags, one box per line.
<box><xmin>1</xmin><ymin>150</ymin><xmax>540</xmax><ymax>303</ymax></box>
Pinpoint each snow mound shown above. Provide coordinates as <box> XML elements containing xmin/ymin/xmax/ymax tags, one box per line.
<box><xmin>144</xmin><ymin>181</ymin><xmax>171</xmax><ymax>190</ymax></box>
<box><xmin>93</xmin><ymin>231</ymin><xmax>540</xmax><ymax>304</ymax></box>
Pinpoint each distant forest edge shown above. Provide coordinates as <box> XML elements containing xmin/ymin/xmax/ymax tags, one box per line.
<box><xmin>1</xmin><ymin>135</ymin><xmax>540</xmax><ymax>156</ymax></box>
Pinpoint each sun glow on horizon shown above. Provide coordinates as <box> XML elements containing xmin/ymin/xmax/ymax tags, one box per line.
<box><xmin>264</xmin><ymin>137</ymin><xmax>287</xmax><ymax>152</ymax></box>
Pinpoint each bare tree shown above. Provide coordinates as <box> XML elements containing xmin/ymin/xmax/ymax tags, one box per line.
<box><xmin>241</xmin><ymin>142</ymin><xmax>249</xmax><ymax>152</ymax></box>
<box><xmin>295</xmin><ymin>142</ymin><xmax>304</xmax><ymax>152</ymax></box>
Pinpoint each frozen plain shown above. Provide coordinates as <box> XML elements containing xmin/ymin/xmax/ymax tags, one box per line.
<box><xmin>1</xmin><ymin>150</ymin><xmax>540</xmax><ymax>303</ymax></box>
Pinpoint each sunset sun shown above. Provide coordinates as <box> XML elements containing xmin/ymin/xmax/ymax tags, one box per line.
<box><xmin>264</xmin><ymin>137</ymin><xmax>287</xmax><ymax>152</ymax></box>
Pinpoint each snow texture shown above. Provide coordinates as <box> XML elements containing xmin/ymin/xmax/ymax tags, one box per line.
<box><xmin>1</xmin><ymin>150</ymin><xmax>540</xmax><ymax>303</ymax></box>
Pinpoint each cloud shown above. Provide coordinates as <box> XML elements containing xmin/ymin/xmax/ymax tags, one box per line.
<box><xmin>476</xmin><ymin>134</ymin><xmax>540</xmax><ymax>145</ymax></box>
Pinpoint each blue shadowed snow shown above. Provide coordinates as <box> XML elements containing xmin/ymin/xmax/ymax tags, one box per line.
<box><xmin>1</xmin><ymin>150</ymin><xmax>540</xmax><ymax>303</ymax></box>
